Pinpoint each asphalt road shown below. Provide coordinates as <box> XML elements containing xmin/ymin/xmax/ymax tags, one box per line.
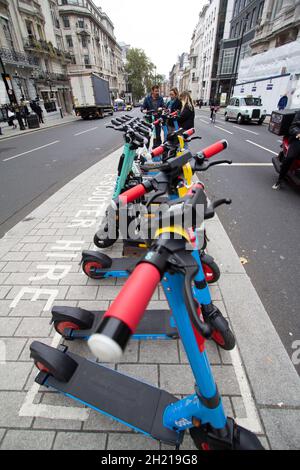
<box><xmin>0</xmin><ymin>107</ymin><xmax>299</xmax><ymax>375</ymax></box>
<box><xmin>192</xmin><ymin>108</ymin><xmax>300</xmax><ymax>375</ymax></box>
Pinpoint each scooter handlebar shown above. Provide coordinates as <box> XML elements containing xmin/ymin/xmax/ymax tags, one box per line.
<box><xmin>200</xmin><ymin>140</ymin><xmax>228</xmax><ymax>159</ymax></box>
<box><xmin>88</xmin><ymin>263</ymin><xmax>161</xmax><ymax>361</ymax></box>
<box><xmin>151</xmin><ymin>145</ymin><xmax>165</xmax><ymax>157</ymax></box>
<box><xmin>183</xmin><ymin>128</ymin><xmax>195</xmax><ymax>138</ymax></box>
<box><xmin>118</xmin><ymin>184</ymin><xmax>147</xmax><ymax>206</ymax></box>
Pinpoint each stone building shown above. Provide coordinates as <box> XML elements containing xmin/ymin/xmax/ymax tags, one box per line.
<box><xmin>57</xmin><ymin>0</ymin><xmax>126</xmax><ymax>101</ymax></box>
<box><xmin>0</xmin><ymin>0</ymin><xmax>73</xmax><ymax>116</ymax></box>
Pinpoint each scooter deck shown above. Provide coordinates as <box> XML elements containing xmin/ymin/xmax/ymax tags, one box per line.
<box><xmin>109</xmin><ymin>257</ymin><xmax>136</xmax><ymax>271</ymax></box>
<box><xmin>37</xmin><ymin>352</ymin><xmax>182</xmax><ymax>446</ymax></box>
<box><xmin>58</xmin><ymin>308</ymin><xmax>178</xmax><ymax>340</ymax></box>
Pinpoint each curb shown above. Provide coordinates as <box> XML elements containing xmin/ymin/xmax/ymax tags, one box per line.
<box><xmin>0</xmin><ymin>117</ymin><xmax>79</xmax><ymax>141</ymax></box>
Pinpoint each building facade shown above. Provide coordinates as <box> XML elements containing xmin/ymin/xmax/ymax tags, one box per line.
<box><xmin>169</xmin><ymin>52</ymin><xmax>189</xmax><ymax>92</ymax></box>
<box><xmin>235</xmin><ymin>0</ymin><xmax>300</xmax><ymax>113</ymax></box>
<box><xmin>179</xmin><ymin>0</ymin><xmax>230</xmax><ymax>104</ymax></box>
<box><xmin>216</xmin><ymin>0</ymin><xmax>265</xmax><ymax>104</ymax></box>
<box><xmin>0</xmin><ymin>0</ymin><xmax>73</xmax><ymax>115</ymax></box>
<box><xmin>57</xmin><ymin>0</ymin><xmax>125</xmax><ymax>100</ymax></box>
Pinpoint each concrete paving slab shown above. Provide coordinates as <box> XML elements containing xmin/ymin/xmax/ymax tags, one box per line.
<box><xmin>260</xmin><ymin>409</ymin><xmax>300</xmax><ymax>450</ymax></box>
<box><xmin>53</xmin><ymin>431</ymin><xmax>107</xmax><ymax>450</ymax></box>
<box><xmin>1</xmin><ymin>430</ymin><xmax>55</xmax><ymax>450</ymax></box>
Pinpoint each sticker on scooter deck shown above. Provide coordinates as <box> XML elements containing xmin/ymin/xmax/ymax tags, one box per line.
<box><xmin>38</xmin><ymin>352</ymin><xmax>181</xmax><ymax>446</ymax></box>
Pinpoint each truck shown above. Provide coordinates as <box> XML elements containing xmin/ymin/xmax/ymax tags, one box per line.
<box><xmin>71</xmin><ymin>73</ymin><xmax>113</xmax><ymax>120</ymax></box>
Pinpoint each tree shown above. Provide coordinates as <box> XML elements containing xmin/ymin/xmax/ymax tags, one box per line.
<box><xmin>125</xmin><ymin>48</ymin><xmax>162</xmax><ymax>100</ymax></box>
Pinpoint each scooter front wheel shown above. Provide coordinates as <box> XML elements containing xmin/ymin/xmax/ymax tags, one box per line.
<box><xmin>210</xmin><ymin>317</ymin><xmax>236</xmax><ymax>351</ymax></box>
<box><xmin>201</xmin><ymin>253</ymin><xmax>221</xmax><ymax>284</ymax></box>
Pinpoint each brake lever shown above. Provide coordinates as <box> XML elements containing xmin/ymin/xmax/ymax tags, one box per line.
<box><xmin>204</xmin><ymin>198</ymin><xmax>232</xmax><ymax>220</ymax></box>
<box><xmin>183</xmin><ymin>264</ymin><xmax>212</xmax><ymax>339</ymax></box>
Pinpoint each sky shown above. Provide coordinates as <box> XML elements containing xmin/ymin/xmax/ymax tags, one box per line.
<box><xmin>94</xmin><ymin>0</ymin><xmax>205</xmax><ymax>77</ymax></box>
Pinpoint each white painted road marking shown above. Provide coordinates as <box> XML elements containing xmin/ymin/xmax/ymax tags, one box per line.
<box><xmin>74</xmin><ymin>127</ymin><xmax>98</xmax><ymax>137</ymax></box>
<box><xmin>230</xmin><ymin>347</ymin><xmax>262</xmax><ymax>433</ymax></box>
<box><xmin>220</xmin><ymin>163</ymin><xmax>273</xmax><ymax>167</ymax></box>
<box><xmin>233</xmin><ymin>126</ymin><xmax>259</xmax><ymax>136</ymax></box>
<box><xmin>2</xmin><ymin>141</ymin><xmax>60</xmax><ymax>162</ymax></box>
<box><xmin>214</xmin><ymin>125</ymin><xmax>234</xmax><ymax>135</ymax></box>
<box><xmin>199</xmin><ymin>118</ymin><xmax>210</xmax><ymax>124</ymax></box>
<box><xmin>246</xmin><ymin>140</ymin><xmax>278</xmax><ymax>155</ymax></box>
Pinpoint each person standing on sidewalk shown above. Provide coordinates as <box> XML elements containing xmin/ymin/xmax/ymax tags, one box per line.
<box><xmin>31</xmin><ymin>101</ymin><xmax>44</xmax><ymax>124</ymax></box>
<box><xmin>7</xmin><ymin>107</ymin><xmax>17</xmax><ymax>129</ymax></box>
<box><xmin>166</xmin><ymin>88</ymin><xmax>181</xmax><ymax>132</ymax></box>
<box><xmin>177</xmin><ymin>91</ymin><xmax>195</xmax><ymax>131</ymax></box>
<box><xmin>141</xmin><ymin>85</ymin><xmax>165</xmax><ymax>147</ymax></box>
<box><xmin>166</xmin><ymin>88</ymin><xmax>181</xmax><ymax>113</ymax></box>
<box><xmin>20</xmin><ymin>100</ymin><xmax>30</xmax><ymax>128</ymax></box>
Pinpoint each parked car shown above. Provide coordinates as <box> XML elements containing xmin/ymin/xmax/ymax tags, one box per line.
<box><xmin>224</xmin><ymin>96</ymin><xmax>267</xmax><ymax>125</ymax></box>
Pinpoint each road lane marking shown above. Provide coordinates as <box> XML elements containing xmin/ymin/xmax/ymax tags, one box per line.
<box><xmin>219</xmin><ymin>163</ymin><xmax>273</xmax><ymax>166</ymax></box>
<box><xmin>246</xmin><ymin>140</ymin><xmax>277</xmax><ymax>155</ymax></box>
<box><xmin>214</xmin><ymin>125</ymin><xmax>234</xmax><ymax>135</ymax></box>
<box><xmin>2</xmin><ymin>140</ymin><xmax>60</xmax><ymax>162</ymax></box>
<box><xmin>233</xmin><ymin>126</ymin><xmax>259</xmax><ymax>136</ymax></box>
<box><xmin>199</xmin><ymin>118</ymin><xmax>210</xmax><ymax>124</ymax></box>
<box><xmin>74</xmin><ymin>127</ymin><xmax>98</xmax><ymax>136</ymax></box>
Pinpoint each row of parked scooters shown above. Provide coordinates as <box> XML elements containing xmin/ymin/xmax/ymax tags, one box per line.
<box><xmin>30</xmin><ymin>110</ymin><xmax>264</xmax><ymax>450</ymax></box>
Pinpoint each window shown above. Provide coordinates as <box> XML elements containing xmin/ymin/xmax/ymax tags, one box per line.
<box><xmin>250</xmin><ymin>8</ymin><xmax>256</xmax><ymax>28</ymax></box>
<box><xmin>235</xmin><ymin>99</ymin><xmax>240</xmax><ymax>106</ymax></box>
<box><xmin>81</xmin><ymin>36</ymin><xmax>87</xmax><ymax>48</ymax></box>
<box><xmin>221</xmin><ymin>49</ymin><xmax>235</xmax><ymax>75</ymax></box>
<box><xmin>0</xmin><ymin>18</ymin><xmax>14</xmax><ymax>49</ymax></box>
<box><xmin>62</xmin><ymin>16</ymin><xmax>70</xmax><ymax>28</ymax></box>
<box><xmin>244</xmin><ymin>97</ymin><xmax>262</xmax><ymax>106</ymax></box>
<box><xmin>229</xmin><ymin>98</ymin><xmax>235</xmax><ymax>106</ymax></box>
<box><xmin>26</xmin><ymin>20</ymin><xmax>34</xmax><ymax>38</ymax></box>
<box><xmin>84</xmin><ymin>55</ymin><xmax>90</xmax><ymax>65</ymax></box>
<box><xmin>78</xmin><ymin>19</ymin><xmax>85</xmax><ymax>28</ymax></box>
<box><xmin>66</xmin><ymin>35</ymin><xmax>73</xmax><ymax>48</ymax></box>
<box><xmin>257</xmin><ymin>2</ymin><xmax>264</xmax><ymax>24</ymax></box>
<box><xmin>56</xmin><ymin>35</ymin><xmax>63</xmax><ymax>50</ymax></box>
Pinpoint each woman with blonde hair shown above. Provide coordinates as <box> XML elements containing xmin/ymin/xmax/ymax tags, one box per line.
<box><xmin>177</xmin><ymin>91</ymin><xmax>195</xmax><ymax>131</ymax></box>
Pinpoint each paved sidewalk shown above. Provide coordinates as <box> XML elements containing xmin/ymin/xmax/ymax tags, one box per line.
<box><xmin>0</xmin><ymin>114</ymin><xmax>79</xmax><ymax>140</ymax></box>
<box><xmin>0</xmin><ymin>147</ymin><xmax>299</xmax><ymax>450</ymax></box>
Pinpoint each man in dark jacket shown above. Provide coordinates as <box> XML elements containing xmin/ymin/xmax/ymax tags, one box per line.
<box><xmin>273</xmin><ymin>109</ymin><xmax>300</xmax><ymax>189</ymax></box>
<box><xmin>141</xmin><ymin>85</ymin><xmax>165</xmax><ymax>147</ymax></box>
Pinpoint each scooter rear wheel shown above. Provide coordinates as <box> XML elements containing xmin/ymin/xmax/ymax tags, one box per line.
<box><xmin>54</xmin><ymin>321</ymin><xmax>81</xmax><ymax>336</ymax></box>
<box><xmin>82</xmin><ymin>260</ymin><xmax>106</xmax><ymax>279</ymax></box>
